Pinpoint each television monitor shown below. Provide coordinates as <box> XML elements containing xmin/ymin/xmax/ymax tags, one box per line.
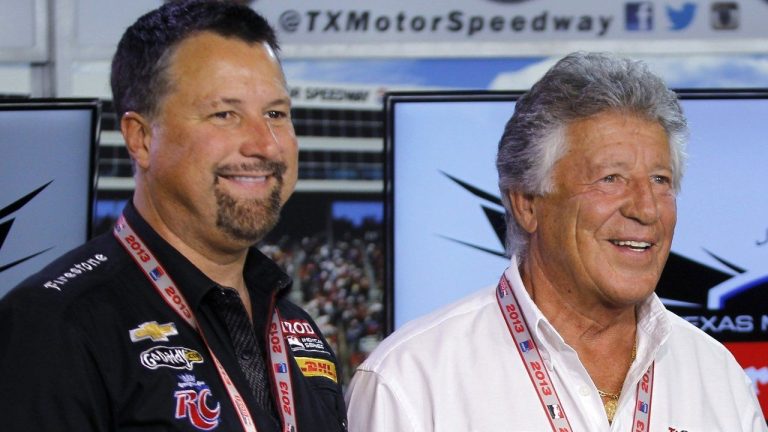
<box><xmin>0</xmin><ymin>99</ymin><xmax>101</xmax><ymax>298</ymax></box>
<box><xmin>384</xmin><ymin>90</ymin><xmax>768</xmax><ymax>414</ymax></box>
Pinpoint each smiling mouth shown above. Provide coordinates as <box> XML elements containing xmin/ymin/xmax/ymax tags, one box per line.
<box><xmin>610</xmin><ymin>240</ymin><xmax>653</xmax><ymax>251</ymax></box>
<box><xmin>215</xmin><ymin>161</ymin><xmax>286</xmax><ymax>186</ymax></box>
<box><xmin>220</xmin><ymin>174</ymin><xmax>270</xmax><ymax>183</ymax></box>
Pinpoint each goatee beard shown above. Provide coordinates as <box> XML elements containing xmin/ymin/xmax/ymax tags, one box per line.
<box><xmin>214</xmin><ymin>161</ymin><xmax>286</xmax><ymax>243</ymax></box>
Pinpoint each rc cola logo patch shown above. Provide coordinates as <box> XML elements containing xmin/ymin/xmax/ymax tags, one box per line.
<box><xmin>174</xmin><ymin>374</ymin><xmax>221</xmax><ymax>430</ymax></box>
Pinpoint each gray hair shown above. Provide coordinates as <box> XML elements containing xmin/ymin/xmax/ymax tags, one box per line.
<box><xmin>496</xmin><ymin>52</ymin><xmax>688</xmax><ymax>260</ymax></box>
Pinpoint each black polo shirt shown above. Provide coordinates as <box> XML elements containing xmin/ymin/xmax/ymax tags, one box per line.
<box><xmin>0</xmin><ymin>202</ymin><xmax>347</xmax><ymax>432</ymax></box>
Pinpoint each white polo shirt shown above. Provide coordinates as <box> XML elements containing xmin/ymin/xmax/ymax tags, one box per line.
<box><xmin>346</xmin><ymin>261</ymin><xmax>767</xmax><ymax>432</ymax></box>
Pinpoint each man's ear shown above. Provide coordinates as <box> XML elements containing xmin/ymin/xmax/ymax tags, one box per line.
<box><xmin>509</xmin><ymin>190</ymin><xmax>538</xmax><ymax>234</ymax></box>
<box><xmin>120</xmin><ymin>112</ymin><xmax>152</xmax><ymax>170</ymax></box>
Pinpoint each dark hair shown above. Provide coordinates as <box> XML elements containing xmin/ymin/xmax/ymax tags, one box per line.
<box><xmin>110</xmin><ymin>0</ymin><xmax>279</xmax><ymax>120</ymax></box>
<box><xmin>496</xmin><ymin>52</ymin><xmax>688</xmax><ymax>259</ymax></box>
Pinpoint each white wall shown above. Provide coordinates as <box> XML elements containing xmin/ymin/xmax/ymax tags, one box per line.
<box><xmin>2</xmin><ymin>0</ymin><xmax>768</xmax><ymax>98</ymax></box>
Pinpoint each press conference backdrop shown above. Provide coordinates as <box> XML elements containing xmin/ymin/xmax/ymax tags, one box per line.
<box><xmin>0</xmin><ymin>100</ymin><xmax>100</xmax><ymax>298</ymax></box>
<box><xmin>385</xmin><ymin>90</ymin><xmax>768</xmax><ymax>414</ymax></box>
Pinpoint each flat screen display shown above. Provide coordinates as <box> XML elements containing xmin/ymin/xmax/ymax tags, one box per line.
<box><xmin>0</xmin><ymin>100</ymin><xmax>100</xmax><ymax>298</ymax></box>
<box><xmin>387</xmin><ymin>92</ymin><xmax>518</xmax><ymax>329</ymax></box>
<box><xmin>385</xmin><ymin>90</ymin><xmax>768</xmax><ymax>414</ymax></box>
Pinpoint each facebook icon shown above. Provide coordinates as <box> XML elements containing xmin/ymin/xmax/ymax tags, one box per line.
<box><xmin>626</xmin><ymin>2</ymin><xmax>654</xmax><ymax>31</ymax></box>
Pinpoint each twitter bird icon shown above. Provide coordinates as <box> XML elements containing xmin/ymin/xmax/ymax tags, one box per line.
<box><xmin>667</xmin><ymin>3</ymin><xmax>696</xmax><ymax>30</ymax></box>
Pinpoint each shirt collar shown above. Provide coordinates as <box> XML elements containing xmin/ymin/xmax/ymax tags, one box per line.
<box><xmin>120</xmin><ymin>200</ymin><xmax>292</xmax><ymax>311</ymax></box>
<box><xmin>503</xmin><ymin>256</ymin><xmax>567</xmax><ymax>358</ymax></box>
<box><xmin>634</xmin><ymin>292</ymin><xmax>671</xmax><ymax>368</ymax></box>
<box><xmin>502</xmin><ymin>255</ymin><xmax>672</xmax><ymax>365</ymax></box>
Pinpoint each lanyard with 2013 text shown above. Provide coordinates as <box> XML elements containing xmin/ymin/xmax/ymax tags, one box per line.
<box><xmin>114</xmin><ymin>214</ymin><xmax>298</xmax><ymax>432</ymax></box>
<box><xmin>495</xmin><ymin>275</ymin><xmax>654</xmax><ymax>431</ymax></box>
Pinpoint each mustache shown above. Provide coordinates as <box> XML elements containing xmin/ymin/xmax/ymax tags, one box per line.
<box><xmin>216</xmin><ymin>160</ymin><xmax>287</xmax><ymax>180</ymax></box>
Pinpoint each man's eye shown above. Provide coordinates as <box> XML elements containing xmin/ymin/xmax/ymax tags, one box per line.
<box><xmin>213</xmin><ymin>111</ymin><xmax>234</xmax><ymax>120</ymax></box>
<box><xmin>601</xmin><ymin>175</ymin><xmax>617</xmax><ymax>183</ymax></box>
<box><xmin>266</xmin><ymin>110</ymin><xmax>288</xmax><ymax>119</ymax></box>
<box><xmin>652</xmin><ymin>175</ymin><xmax>671</xmax><ymax>185</ymax></box>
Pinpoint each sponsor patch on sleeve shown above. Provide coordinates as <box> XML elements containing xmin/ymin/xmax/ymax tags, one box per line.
<box><xmin>281</xmin><ymin>319</ymin><xmax>330</xmax><ymax>355</ymax></box>
<box><xmin>295</xmin><ymin>357</ymin><xmax>338</xmax><ymax>383</ymax></box>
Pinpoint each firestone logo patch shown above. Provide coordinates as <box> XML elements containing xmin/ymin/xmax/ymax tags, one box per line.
<box><xmin>174</xmin><ymin>374</ymin><xmax>221</xmax><ymax>431</ymax></box>
<box><xmin>42</xmin><ymin>254</ymin><xmax>108</xmax><ymax>291</ymax></box>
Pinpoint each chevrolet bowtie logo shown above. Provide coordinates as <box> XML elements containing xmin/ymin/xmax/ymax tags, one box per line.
<box><xmin>129</xmin><ymin>321</ymin><xmax>179</xmax><ymax>343</ymax></box>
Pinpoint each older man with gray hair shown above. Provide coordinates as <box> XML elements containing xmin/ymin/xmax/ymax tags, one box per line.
<box><xmin>345</xmin><ymin>52</ymin><xmax>766</xmax><ymax>431</ymax></box>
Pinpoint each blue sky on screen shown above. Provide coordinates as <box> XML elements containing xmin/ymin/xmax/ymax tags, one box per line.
<box><xmin>284</xmin><ymin>57</ymin><xmax>539</xmax><ymax>89</ymax></box>
<box><xmin>284</xmin><ymin>54</ymin><xmax>768</xmax><ymax>90</ymax></box>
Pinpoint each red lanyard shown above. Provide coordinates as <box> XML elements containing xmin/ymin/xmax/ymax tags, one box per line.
<box><xmin>114</xmin><ymin>215</ymin><xmax>298</xmax><ymax>432</ymax></box>
<box><xmin>495</xmin><ymin>275</ymin><xmax>654</xmax><ymax>430</ymax></box>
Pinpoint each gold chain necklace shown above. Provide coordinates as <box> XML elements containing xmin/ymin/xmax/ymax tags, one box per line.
<box><xmin>597</xmin><ymin>339</ymin><xmax>637</xmax><ymax>424</ymax></box>
<box><xmin>597</xmin><ymin>389</ymin><xmax>620</xmax><ymax>423</ymax></box>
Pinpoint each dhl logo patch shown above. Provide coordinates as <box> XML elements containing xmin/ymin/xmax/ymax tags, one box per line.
<box><xmin>295</xmin><ymin>357</ymin><xmax>337</xmax><ymax>383</ymax></box>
